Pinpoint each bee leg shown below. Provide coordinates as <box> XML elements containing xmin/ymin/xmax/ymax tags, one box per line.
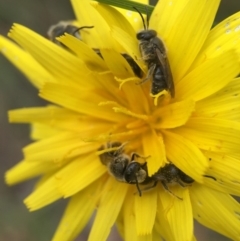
<box><xmin>135</xmin><ymin>178</ymin><xmax>142</xmax><ymax>197</ymax></box>
<box><xmin>177</xmin><ymin>180</ymin><xmax>190</xmax><ymax>188</ymax></box>
<box><xmin>134</xmin><ymin>180</ymin><xmax>158</xmax><ymax>196</ymax></box>
<box><xmin>203</xmin><ymin>175</ymin><xmax>217</xmax><ymax>181</ymax></box>
<box><xmin>136</xmin><ymin>64</ymin><xmax>156</xmax><ymax>85</ymax></box>
<box><xmin>161</xmin><ymin>181</ymin><xmax>183</xmax><ymax>200</ymax></box>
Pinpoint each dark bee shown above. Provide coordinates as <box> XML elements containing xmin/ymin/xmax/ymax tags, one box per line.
<box><xmin>47</xmin><ymin>21</ymin><xmax>93</xmax><ymax>47</ymax></box>
<box><xmin>143</xmin><ymin>163</ymin><xmax>216</xmax><ymax>199</ymax></box>
<box><xmin>98</xmin><ymin>142</ymin><xmax>150</xmax><ymax>196</ymax></box>
<box><xmin>148</xmin><ymin>163</ymin><xmax>194</xmax><ymax>200</ymax></box>
<box><xmin>99</xmin><ymin>144</ymin><xmax>216</xmax><ymax>199</ymax></box>
<box><xmin>47</xmin><ymin>21</ymin><xmax>143</xmax><ymax>78</ymax></box>
<box><xmin>134</xmin><ymin>7</ymin><xmax>175</xmax><ymax>97</ymax></box>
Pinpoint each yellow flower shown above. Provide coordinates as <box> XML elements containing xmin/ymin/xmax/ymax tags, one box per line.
<box><xmin>1</xmin><ymin>0</ymin><xmax>240</xmax><ymax>240</ymax></box>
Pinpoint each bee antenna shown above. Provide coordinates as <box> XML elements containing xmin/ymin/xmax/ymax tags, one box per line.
<box><xmin>133</xmin><ymin>7</ymin><xmax>147</xmax><ymax>30</ymax></box>
<box><xmin>72</xmin><ymin>25</ymin><xmax>94</xmax><ymax>36</ymax></box>
<box><xmin>145</xmin><ymin>6</ymin><xmax>150</xmax><ymax>29</ymax></box>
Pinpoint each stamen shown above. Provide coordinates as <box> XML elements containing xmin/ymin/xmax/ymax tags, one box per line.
<box><xmin>150</xmin><ymin>90</ymin><xmax>169</xmax><ymax>106</ymax></box>
<box><xmin>115</xmin><ymin>76</ymin><xmax>140</xmax><ymax>89</ymax></box>
<box><xmin>98</xmin><ymin>101</ymin><xmax>120</xmax><ymax>106</ymax></box>
<box><xmin>96</xmin><ymin>147</ymin><xmax>120</xmax><ymax>156</ymax></box>
<box><xmin>98</xmin><ymin>70</ymin><xmax>112</xmax><ymax>75</ymax></box>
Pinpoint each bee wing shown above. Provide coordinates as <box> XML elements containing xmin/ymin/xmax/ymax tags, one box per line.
<box><xmin>155</xmin><ymin>48</ymin><xmax>175</xmax><ymax>97</ymax></box>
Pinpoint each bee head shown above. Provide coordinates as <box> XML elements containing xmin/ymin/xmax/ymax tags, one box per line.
<box><xmin>124</xmin><ymin>161</ymin><xmax>147</xmax><ymax>184</ymax></box>
<box><xmin>136</xmin><ymin>29</ymin><xmax>157</xmax><ymax>41</ymax></box>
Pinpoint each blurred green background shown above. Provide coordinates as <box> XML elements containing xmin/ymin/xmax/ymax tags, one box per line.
<box><xmin>0</xmin><ymin>0</ymin><xmax>239</xmax><ymax>240</ymax></box>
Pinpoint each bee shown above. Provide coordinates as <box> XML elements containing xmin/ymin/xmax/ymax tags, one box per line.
<box><xmin>47</xmin><ymin>21</ymin><xmax>143</xmax><ymax>78</ymax></box>
<box><xmin>99</xmin><ymin>144</ymin><xmax>216</xmax><ymax>199</ymax></box>
<box><xmin>149</xmin><ymin>163</ymin><xmax>194</xmax><ymax>200</ymax></box>
<box><xmin>134</xmin><ymin>7</ymin><xmax>175</xmax><ymax>97</ymax></box>
<box><xmin>144</xmin><ymin>163</ymin><xmax>216</xmax><ymax>199</ymax></box>
<box><xmin>98</xmin><ymin>142</ymin><xmax>150</xmax><ymax>196</ymax></box>
<box><xmin>47</xmin><ymin>20</ymin><xmax>94</xmax><ymax>47</ymax></box>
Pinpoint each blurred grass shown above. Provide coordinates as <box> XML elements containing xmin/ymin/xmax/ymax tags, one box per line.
<box><xmin>0</xmin><ymin>0</ymin><xmax>239</xmax><ymax>240</ymax></box>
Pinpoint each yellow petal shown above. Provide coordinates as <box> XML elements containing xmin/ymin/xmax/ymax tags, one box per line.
<box><xmin>5</xmin><ymin>160</ymin><xmax>56</xmax><ymax>185</ymax></box>
<box><xmin>150</xmin><ymin>0</ymin><xmax>189</xmax><ymax>34</ymax></box>
<box><xmin>122</xmin><ymin>191</ymin><xmax>138</xmax><ymax>241</ymax></box>
<box><xmin>230</xmin><ymin>153</ymin><xmax>240</xmax><ymax>160</ymax></box>
<box><xmin>0</xmin><ymin>36</ymin><xmax>53</xmax><ymax>88</ymax></box>
<box><xmin>120</xmin><ymin>81</ymin><xmax>150</xmax><ymax>114</ymax></box>
<box><xmin>195</xmin><ymin>78</ymin><xmax>240</xmax><ymax>118</ymax></box>
<box><xmin>215</xmin><ymin>108</ymin><xmax>240</xmax><ymax>122</ymax></box>
<box><xmin>191</xmin><ymin>184</ymin><xmax>240</xmax><ymax>240</ymax></box>
<box><xmin>97</xmin><ymin>73</ymin><xmax>134</xmax><ymax>106</ymax></box>
<box><xmin>155</xmin><ymin>197</ymin><xmax>175</xmax><ymax>241</ymax></box>
<box><xmin>137</xmin><ymin>234</ymin><xmax>152</xmax><ymax>241</ymax></box>
<box><xmin>175</xmin><ymin>50</ymin><xmax>239</xmax><ymax>101</ymax></box>
<box><xmin>24</xmin><ymin>172</ymin><xmax>63</xmax><ymax>211</ymax></box>
<box><xmin>40</xmin><ymin>82</ymin><xmax>127</xmax><ymax>122</ymax></box>
<box><xmin>71</xmin><ymin>0</ymin><xmax>113</xmax><ymax>49</ymax></box>
<box><xmin>162</xmin><ymin>130</ymin><xmax>208</xmax><ymax>183</ymax></box>
<box><xmin>56</xmin><ymin>154</ymin><xmax>106</xmax><ymax>197</ymax></box>
<box><xmin>58</xmin><ymin>34</ymin><xmax>108</xmax><ymax>72</ymax></box>
<box><xmin>116</xmin><ymin>0</ymin><xmax>148</xmax><ymax>32</ymax></box>
<box><xmin>202</xmin><ymin>151</ymin><xmax>240</xmax><ymax>196</ymax></box>
<box><xmin>52</xmin><ymin>181</ymin><xmax>100</xmax><ymax>241</ymax></box>
<box><xmin>93</xmin><ymin>3</ymin><xmax>136</xmax><ymax>38</ymax></box>
<box><xmin>192</xmin><ymin>11</ymin><xmax>240</xmax><ymax>68</ymax></box>
<box><xmin>9</xmin><ymin>106</ymin><xmax>112</xmax><ymax>136</ymax></box>
<box><xmin>9</xmin><ymin>106</ymin><xmax>80</xmax><ymax>123</ymax></box>
<box><xmin>23</xmin><ymin>132</ymin><xmax>98</xmax><ymax>162</ymax></box>
<box><xmin>160</xmin><ymin>186</ymin><xmax>193</xmax><ymax>241</ymax></box>
<box><xmin>134</xmin><ymin>188</ymin><xmax>157</xmax><ymax>235</ymax></box>
<box><xmin>88</xmin><ymin>178</ymin><xmax>128</xmax><ymax>241</ymax></box>
<box><xmin>30</xmin><ymin>123</ymin><xmax>62</xmax><ymax>140</ymax></box>
<box><xmin>142</xmin><ymin>130</ymin><xmax>166</xmax><ymax>176</ymax></box>
<box><xmin>100</xmin><ymin>48</ymin><xmax>135</xmax><ymax>78</ymax></box>
<box><xmin>153</xmin><ymin>99</ymin><xmax>195</xmax><ymax>129</ymax></box>
<box><xmin>111</xmin><ymin>26</ymin><xmax>146</xmax><ymax>71</ymax></box>
<box><xmin>8</xmin><ymin>24</ymin><xmax>90</xmax><ymax>85</ymax></box>
<box><xmin>178</xmin><ymin>118</ymin><xmax>240</xmax><ymax>153</ymax></box>
<box><xmin>163</xmin><ymin>0</ymin><xmax>220</xmax><ymax>80</ymax></box>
